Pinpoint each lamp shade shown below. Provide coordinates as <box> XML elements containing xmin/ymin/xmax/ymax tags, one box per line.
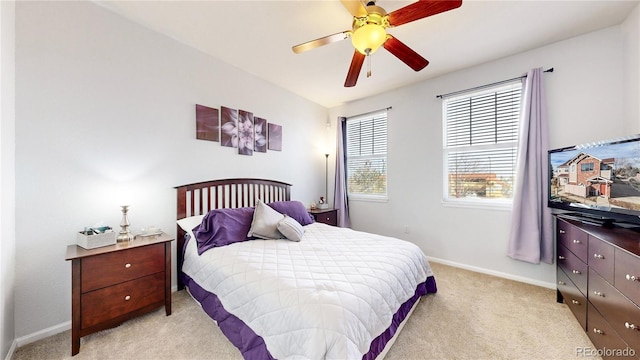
<box><xmin>351</xmin><ymin>24</ymin><xmax>387</xmax><ymax>55</ymax></box>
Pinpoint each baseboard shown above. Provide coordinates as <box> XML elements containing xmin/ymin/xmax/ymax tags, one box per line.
<box><xmin>426</xmin><ymin>256</ymin><xmax>556</xmax><ymax>290</ymax></box>
<box><xmin>14</xmin><ymin>321</ymin><xmax>71</xmax><ymax>348</ymax></box>
<box><xmin>4</xmin><ymin>340</ymin><xmax>17</xmax><ymax>360</ymax></box>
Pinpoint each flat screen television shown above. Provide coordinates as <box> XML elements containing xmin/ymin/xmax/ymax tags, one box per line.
<box><xmin>548</xmin><ymin>134</ymin><xmax>640</xmax><ymax>227</ymax></box>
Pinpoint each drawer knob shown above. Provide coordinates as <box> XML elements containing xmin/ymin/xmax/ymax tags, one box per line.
<box><xmin>125</xmin><ymin>263</ymin><xmax>132</xmax><ymax>269</ymax></box>
<box><xmin>593</xmin><ymin>291</ymin><xmax>605</xmax><ymax>297</ymax></box>
<box><xmin>626</xmin><ymin>274</ymin><xmax>639</xmax><ymax>282</ymax></box>
<box><xmin>625</xmin><ymin>322</ymin><xmax>638</xmax><ymax>331</ymax></box>
<box><xmin>124</xmin><ymin>295</ymin><xmax>131</xmax><ymax>301</ymax></box>
<box><xmin>572</xmin><ymin>239</ymin><xmax>581</xmax><ymax>244</ymax></box>
<box><xmin>558</xmin><ymin>280</ymin><xmax>565</xmax><ymax>286</ymax></box>
<box><xmin>559</xmin><ymin>230</ymin><xmax>566</xmax><ymax>234</ymax></box>
<box><xmin>593</xmin><ymin>328</ymin><xmax>604</xmax><ymax>335</ymax></box>
<box><xmin>571</xmin><ymin>299</ymin><xmax>581</xmax><ymax>305</ymax></box>
<box><xmin>593</xmin><ymin>254</ymin><xmax>604</xmax><ymax>259</ymax></box>
<box><xmin>572</xmin><ymin>270</ymin><xmax>581</xmax><ymax>275</ymax></box>
<box><xmin>558</xmin><ymin>255</ymin><xmax>566</xmax><ymax>260</ymax></box>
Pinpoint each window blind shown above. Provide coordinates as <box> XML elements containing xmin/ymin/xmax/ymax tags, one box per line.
<box><xmin>346</xmin><ymin>111</ymin><xmax>387</xmax><ymax>197</ymax></box>
<box><xmin>444</xmin><ymin>83</ymin><xmax>521</xmax><ymax>200</ymax></box>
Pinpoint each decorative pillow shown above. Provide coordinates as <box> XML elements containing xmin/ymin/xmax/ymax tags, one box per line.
<box><xmin>176</xmin><ymin>214</ymin><xmax>205</xmax><ymax>236</ymax></box>
<box><xmin>193</xmin><ymin>207</ymin><xmax>256</xmax><ymax>254</ymax></box>
<box><xmin>277</xmin><ymin>215</ymin><xmax>304</xmax><ymax>242</ymax></box>
<box><xmin>268</xmin><ymin>201</ymin><xmax>315</xmax><ymax>226</ymax></box>
<box><xmin>248</xmin><ymin>200</ymin><xmax>285</xmax><ymax>239</ymax></box>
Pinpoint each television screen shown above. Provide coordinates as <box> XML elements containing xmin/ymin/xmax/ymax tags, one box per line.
<box><xmin>548</xmin><ymin>134</ymin><xmax>640</xmax><ymax>225</ymax></box>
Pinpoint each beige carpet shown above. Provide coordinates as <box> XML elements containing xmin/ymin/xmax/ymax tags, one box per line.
<box><xmin>12</xmin><ymin>262</ymin><xmax>599</xmax><ymax>360</ymax></box>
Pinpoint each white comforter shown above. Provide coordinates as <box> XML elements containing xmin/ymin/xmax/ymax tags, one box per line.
<box><xmin>183</xmin><ymin>222</ymin><xmax>433</xmax><ymax>360</ymax></box>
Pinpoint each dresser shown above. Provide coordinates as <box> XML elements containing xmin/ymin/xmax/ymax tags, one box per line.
<box><xmin>309</xmin><ymin>208</ymin><xmax>338</xmax><ymax>226</ymax></box>
<box><xmin>556</xmin><ymin>216</ymin><xmax>640</xmax><ymax>359</ymax></box>
<box><xmin>65</xmin><ymin>233</ymin><xmax>174</xmax><ymax>355</ymax></box>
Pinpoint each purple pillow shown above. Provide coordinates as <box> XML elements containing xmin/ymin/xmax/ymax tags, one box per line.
<box><xmin>193</xmin><ymin>207</ymin><xmax>256</xmax><ymax>254</ymax></box>
<box><xmin>268</xmin><ymin>201</ymin><xmax>314</xmax><ymax>226</ymax></box>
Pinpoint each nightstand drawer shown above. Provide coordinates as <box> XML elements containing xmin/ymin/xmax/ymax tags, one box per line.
<box><xmin>81</xmin><ymin>272</ymin><xmax>165</xmax><ymax>329</ymax></box>
<box><xmin>309</xmin><ymin>209</ymin><xmax>337</xmax><ymax>226</ymax></box>
<box><xmin>82</xmin><ymin>244</ymin><xmax>164</xmax><ymax>292</ymax></box>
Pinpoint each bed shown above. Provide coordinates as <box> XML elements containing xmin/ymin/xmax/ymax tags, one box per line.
<box><xmin>175</xmin><ymin>178</ymin><xmax>437</xmax><ymax>359</ymax></box>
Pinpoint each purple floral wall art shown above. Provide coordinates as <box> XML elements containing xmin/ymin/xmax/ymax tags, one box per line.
<box><xmin>220</xmin><ymin>106</ymin><xmax>238</xmax><ymax>148</ymax></box>
<box><xmin>195</xmin><ymin>104</ymin><xmax>219</xmax><ymax>142</ymax></box>
<box><xmin>238</xmin><ymin>110</ymin><xmax>254</xmax><ymax>156</ymax></box>
<box><xmin>268</xmin><ymin>123</ymin><xmax>282</xmax><ymax>151</ymax></box>
<box><xmin>195</xmin><ymin>104</ymin><xmax>282</xmax><ymax>155</ymax></box>
<box><xmin>254</xmin><ymin>117</ymin><xmax>267</xmax><ymax>153</ymax></box>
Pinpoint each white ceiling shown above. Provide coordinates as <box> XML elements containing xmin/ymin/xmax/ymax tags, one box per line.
<box><xmin>96</xmin><ymin>0</ymin><xmax>639</xmax><ymax>108</ymax></box>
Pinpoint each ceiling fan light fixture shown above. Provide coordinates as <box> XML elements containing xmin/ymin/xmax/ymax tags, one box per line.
<box><xmin>351</xmin><ymin>24</ymin><xmax>387</xmax><ymax>55</ymax></box>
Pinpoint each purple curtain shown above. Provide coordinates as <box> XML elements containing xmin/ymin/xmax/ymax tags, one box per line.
<box><xmin>507</xmin><ymin>68</ymin><xmax>553</xmax><ymax>264</ymax></box>
<box><xmin>334</xmin><ymin>117</ymin><xmax>351</xmax><ymax>228</ymax></box>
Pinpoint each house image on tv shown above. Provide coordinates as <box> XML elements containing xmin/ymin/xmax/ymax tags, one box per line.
<box><xmin>558</xmin><ymin>152</ymin><xmax>614</xmax><ymax>198</ymax></box>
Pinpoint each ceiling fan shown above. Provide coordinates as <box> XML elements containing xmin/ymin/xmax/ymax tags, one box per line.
<box><xmin>292</xmin><ymin>0</ymin><xmax>463</xmax><ymax>87</ymax></box>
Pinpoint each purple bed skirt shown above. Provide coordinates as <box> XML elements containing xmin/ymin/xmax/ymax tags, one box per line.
<box><xmin>183</xmin><ymin>273</ymin><xmax>437</xmax><ymax>360</ymax></box>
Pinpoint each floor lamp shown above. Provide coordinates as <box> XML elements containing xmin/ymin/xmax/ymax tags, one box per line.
<box><xmin>320</xmin><ymin>153</ymin><xmax>329</xmax><ymax>209</ymax></box>
<box><xmin>325</xmin><ymin>153</ymin><xmax>329</xmax><ymax>203</ymax></box>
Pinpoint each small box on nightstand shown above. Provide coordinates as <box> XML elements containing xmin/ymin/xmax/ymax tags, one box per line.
<box><xmin>76</xmin><ymin>230</ymin><xmax>116</xmax><ymax>249</ymax></box>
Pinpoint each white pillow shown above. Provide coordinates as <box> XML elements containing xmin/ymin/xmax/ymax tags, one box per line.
<box><xmin>176</xmin><ymin>214</ymin><xmax>205</xmax><ymax>237</ymax></box>
<box><xmin>277</xmin><ymin>215</ymin><xmax>304</xmax><ymax>242</ymax></box>
<box><xmin>248</xmin><ymin>200</ymin><xmax>285</xmax><ymax>239</ymax></box>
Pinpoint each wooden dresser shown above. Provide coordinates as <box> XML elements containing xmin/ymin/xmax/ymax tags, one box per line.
<box><xmin>65</xmin><ymin>233</ymin><xmax>174</xmax><ymax>355</ymax></box>
<box><xmin>309</xmin><ymin>208</ymin><xmax>338</xmax><ymax>226</ymax></box>
<box><xmin>556</xmin><ymin>216</ymin><xmax>640</xmax><ymax>359</ymax></box>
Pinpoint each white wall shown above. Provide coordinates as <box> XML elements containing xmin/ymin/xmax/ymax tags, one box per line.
<box><xmin>1</xmin><ymin>1</ymin><xmax>16</xmax><ymax>358</ymax></box>
<box><xmin>14</xmin><ymin>1</ymin><xmax>328</xmax><ymax>340</ymax></box>
<box><xmin>329</xmin><ymin>21</ymin><xmax>638</xmax><ymax>287</ymax></box>
<box><xmin>622</xmin><ymin>4</ymin><xmax>640</xmax><ymax>127</ymax></box>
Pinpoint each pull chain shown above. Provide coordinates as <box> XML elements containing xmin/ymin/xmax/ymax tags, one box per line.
<box><xmin>366</xmin><ymin>49</ymin><xmax>372</xmax><ymax>78</ymax></box>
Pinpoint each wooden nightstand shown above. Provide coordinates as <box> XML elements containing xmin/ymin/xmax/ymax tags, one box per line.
<box><xmin>309</xmin><ymin>208</ymin><xmax>338</xmax><ymax>226</ymax></box>
<box><xmin>65</xmin><ymin>233</ymin><xmax>174</xmax><ymax>355</ymax></box>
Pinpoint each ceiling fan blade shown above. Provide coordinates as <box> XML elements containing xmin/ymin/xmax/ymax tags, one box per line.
<box><xmin>383</xmin><ymin>36</ymin><xmax>429</xmax><ymax>71</ymax></box>
<box><xmin>388</xmin><ymin>0</ymin><xmax>462</xmax><ymax>27</ymax></box>
<box><xmin>341</xmin><ymin>0</ymin><xmax>368</xmax><ymax>18</ymax></box>
<box><xmin>344</xmin><ymin>51</ymin><xmax>365</xmax><ymax>87</ymax></box>
<box><xmin>292</xmin><ymin>31</ymin><xmax>351</xmax><ymax>54</ymax></box>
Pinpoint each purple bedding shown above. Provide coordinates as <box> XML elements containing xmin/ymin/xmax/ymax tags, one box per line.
<box><xmin>183</xmin><ymin>273</ymin><xmax>437</xmax><ymax>359</ymax></box>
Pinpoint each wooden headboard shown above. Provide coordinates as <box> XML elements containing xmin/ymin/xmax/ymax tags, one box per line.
<box><xmin>175</xmin><ymin>178</ymin><xmax>291</xmax><ymax>289</ymax></box>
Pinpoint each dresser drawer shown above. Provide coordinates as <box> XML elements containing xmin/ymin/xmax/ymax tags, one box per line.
<box><xmin>589</xmin><ymin>235</ymin><xmax>615</xmax><ymax>283</ymax></box>
<box><xmin>558</xmin><ymin>267</ymin><xmax>587</xmax><ymax>330</ymax></box>
<box><xmin>590</xmin><ymin>269</ymin><xmax>640</xmax><ymax>354</ymax></box>
<box><xmin>81</xmin><ymin>272</ymin><xmax>165</xmax><ymax>329</ymax></box>
<box><xmin>615</xmin><ymin>249</ymin><xmax>640</xmax><ymax>307</ymax></box>
<box><xmin>587</xmin><ymin>303</ymin><xmax>632</xmax><ymax>360</ymax></box>
<box><xmin>82</xmin><ymin>244</ymin><xmax>164</xmax><ymax>292</ymax></box>
<box><xmin>557</xmin><ymin>219</ymin><xmax>588</xmax><ymax>262</ymax></box>
<box><xmin>558</xmin><ymin>244</ymin><xmax>588</xmax><ymax>296</ymax></box>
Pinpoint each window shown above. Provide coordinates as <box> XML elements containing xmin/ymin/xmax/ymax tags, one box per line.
<box><xmin>581</xmin><ymin>163</ymin><xmax>594</xmax><ymax>172</ymax></box>
<box><xmin>345</xmin><ymin>110</ymin><xmax>387</xmax><ymax>199</ymax></box>
<box><xmin>443</xmin><ymin>82</ymin><xmax>522</xmax><ymax>205</ymax></box>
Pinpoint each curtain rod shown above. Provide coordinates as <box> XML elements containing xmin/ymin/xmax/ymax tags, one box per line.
<box><xmin>343</xmin><ymin>106</ymin><xmax>392</xmax><ymax>120</ymax></box>
<box><xmin>435</xmin><ymin>68</ymin><xmax>554</xmax><ymax>99</ymax></box>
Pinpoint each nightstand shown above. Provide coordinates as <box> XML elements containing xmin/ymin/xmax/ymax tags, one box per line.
<box><xmin>65</xmin><ymin>233</ymin><xmax>174</xmax><ymax>356</ymax></box>
<box><xmin>309</xmin><ymin>208</ymin><xmax>338</xmax><ymax>226</ymax></box>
